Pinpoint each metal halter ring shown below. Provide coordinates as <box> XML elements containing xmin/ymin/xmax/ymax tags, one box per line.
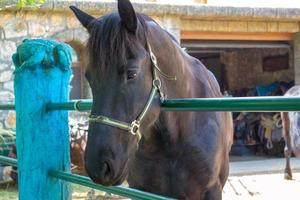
<box><xmin>153</xmin><ymin>79</ymin><xmax>161</xmax><ymax>90</ymax></box>
<box><xmin>130</xmin><ymin>120</ymin><xmax>140</xmax><ymax>135</ymax></box>
<box><xmin>276</xmin><ymin>119</ymin><xmax>282</xmax><ymax>128</ymax></box>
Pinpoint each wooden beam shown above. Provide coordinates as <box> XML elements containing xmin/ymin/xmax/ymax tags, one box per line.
<box><xmin>181</xmin><ymin>31</ymin><xmax>294</xmax><ymax>41</ymax></box>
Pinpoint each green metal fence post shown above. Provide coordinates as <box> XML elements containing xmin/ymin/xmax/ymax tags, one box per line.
<box><xmin>13</xmin><ymin>39</ymin><xmax>72</xmax><ymax>200</ymax></box>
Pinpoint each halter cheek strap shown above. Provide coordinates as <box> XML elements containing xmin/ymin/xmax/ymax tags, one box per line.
<box><xmin>88</xmin><ymin>42</ymin><xmax>176</xmax><ymax>141</ymax></box>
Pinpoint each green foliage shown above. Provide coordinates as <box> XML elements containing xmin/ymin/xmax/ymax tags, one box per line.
<box><xmin>17</xmin><ymin>0</ymin><xmax>45</xmax><ymax>7</ymax></box>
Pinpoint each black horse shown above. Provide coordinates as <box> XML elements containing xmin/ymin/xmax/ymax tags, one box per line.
<box><xmin>282</xmin><ymin>85</ymin><xmax>300</xmax><ymax>180</ymax></box>
<box><xmin>70</xmin><ymin>1</ymin><xmax>233</xmax><ymax>199</ymax></box>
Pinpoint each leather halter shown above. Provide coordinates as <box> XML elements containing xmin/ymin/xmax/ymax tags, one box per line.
<box><xmin>88</xmin><ymin>42</ymin><xmax>176</xmax><ymax>140</ymax></box>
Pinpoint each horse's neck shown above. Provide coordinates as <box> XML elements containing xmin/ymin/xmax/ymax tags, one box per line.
<box><xmin>148</xmin><ymin>40</ymin><xmax>221</xmax><ymax>148</ymax></box>
<box><xmin>144</xmin><ymin>23</ymin><xmax>222</xmax><ymax>149</ymax></box>
<box><xmin>156</xmin><ymin>43</ymin><xmax>195</xmax><ymax>99</ymax></box>
<box><xmin>141</xmin><ymin>43</ymin><xmax>195</xmax><ymax>151</ymax></box>
<box><xmin>138</xmin><ymin>112</ymin><xmax>194</xmax><ymax>161</ymax></box>
<box><xmin>160</xmin><ymin>42</ymin><xmax>221</xmax><ymax>99</ymax></box>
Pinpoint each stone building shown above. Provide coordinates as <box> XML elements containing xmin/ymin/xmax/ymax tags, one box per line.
<box><xmin>1</xmin><ymin>0</ymin><xmax>300</xmax><ymax>129</ymax></box>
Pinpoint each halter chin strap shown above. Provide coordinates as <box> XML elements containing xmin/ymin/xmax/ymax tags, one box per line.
<box><xmin>88</xmin><ymin>42</ymin><xmax>176</xmax><ymax>141</ymax></box>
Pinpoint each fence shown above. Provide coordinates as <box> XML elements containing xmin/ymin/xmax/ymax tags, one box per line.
<box><xmin>1</xmin><ymin>39</ymin><xmax>300</xmax><ymax>200</ymax></box>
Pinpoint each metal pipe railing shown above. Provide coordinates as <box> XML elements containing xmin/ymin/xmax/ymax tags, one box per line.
<box><xmin>46</xmin><ymin>100</ymin><xmax>92</xmax><ymax>111</ymax></box>
<box><xmin>2</xmin><ymin>96</ymin><xmax>300</xmax><ymax>199</ymax></box>
<box><xmin>0</xmin><ymin>104</ymin><xmax>15</xmax><ymax>110</ymax></box>
<box><xmin>0</xmin><ymin>156</ymin><xmax>173</xmax><ymax>200</ymax></box>
<box><xmin>3</xmin><ymin>97</ymin><xmax>300</xmax><ymax>112</ymax></box>
<box><xmin>161</xmin><ymin>97</ymin><xmax>300</xmax><ymax>111</ymax></box>
<box><xmin>48</xmin><ymin>170</ymin><xmax>174</xmax><ymax>200</ymax></box>
<box><xmin>46</xmin><ymin>97</ymin><xmax>300</xmax><ymax>112</ymax></box>
<box><xmin>0</xmin><ymin>155</ymin><xmax>17</xmax><ymax>167</ymax></box>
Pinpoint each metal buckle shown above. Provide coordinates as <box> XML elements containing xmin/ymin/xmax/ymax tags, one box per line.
<box><xmin>150</xmin><ymin>52</ymin><xmax>157</xmax><ymax>65</ymax></box>
<box><xmin>130</xmin><ymin>120</ymin><xmax>140</xmax><ymax>135</ymax></box>
<box><xmin>153</xmin><ymin>79</ymin><xmax>161</xmax><ymax>90</ymax></box>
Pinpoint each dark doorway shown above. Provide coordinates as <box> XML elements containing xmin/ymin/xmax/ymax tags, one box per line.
<box><xmin>189</xmin><ymin>52</ymin><xmax>226</xmax><ymax>92</ymax></box>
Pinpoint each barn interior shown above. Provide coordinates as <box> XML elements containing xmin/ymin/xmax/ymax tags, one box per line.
<box><xmin>182</xmin><ymin>39</ymin><xmax>294</xmax><ymax>157</ymax></box>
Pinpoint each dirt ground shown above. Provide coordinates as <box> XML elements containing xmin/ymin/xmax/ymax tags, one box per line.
<box><xmin>223</xmin><ymin>172</ymin><xmax>300</xmax><ymax>200</ymax></box>
<box><xmin>0</xmin><ymin>173</ymin><xmax>300</xmax><ymax>200</ymax></box>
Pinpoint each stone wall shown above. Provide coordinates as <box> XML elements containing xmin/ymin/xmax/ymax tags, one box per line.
<box><xmin>222</xmin><ymin>48</ymin><xmax>294</xmax><ymax>91</ymax></box>
<box><xmin>0</xmin><ymin>10</ymin><xmax>91</xmax><ymax>129</ymax></box>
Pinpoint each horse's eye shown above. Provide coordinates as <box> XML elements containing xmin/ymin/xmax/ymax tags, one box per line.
<box><xmin>127</xmin><ymin>70</ymin><xmax>137</xmax><ymax>80</ymax></box>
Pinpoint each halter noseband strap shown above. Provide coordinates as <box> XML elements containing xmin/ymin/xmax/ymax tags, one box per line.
<box><xmin>88</xmin><ymin>42</ymin><xmax>176</xmax><ymax>140</ymax></box>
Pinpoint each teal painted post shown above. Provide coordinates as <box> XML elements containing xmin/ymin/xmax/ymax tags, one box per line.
<box><xmin>12</xmin><ymin>39</ymin><xmax>72</xmax><ymax>200</ymax></box>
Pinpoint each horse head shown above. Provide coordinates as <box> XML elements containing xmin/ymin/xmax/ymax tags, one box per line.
<box><xmin>70</xmin><ymin>0</ymin><xmax>170</xmax><ymax>185</ymax></box>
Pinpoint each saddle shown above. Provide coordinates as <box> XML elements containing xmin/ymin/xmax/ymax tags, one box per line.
<box><xmin>234</xmin><ymin>112</ymin><xmax>260</xmax><ymax>145</ymax></box>
<box><xmin>259</xmin><ymin>113</ymin><xmax>283</xmax><ymax>149</ymax></box>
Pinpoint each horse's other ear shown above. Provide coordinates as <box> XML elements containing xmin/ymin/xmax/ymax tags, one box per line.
<box><xmin>118</xmin><ymin>0</ymin><xmax>137</xmax><ymax>34</ymax></box>
<box><xmin>70</xmin><ymin>6</ymin><xmax>95</xmax><ymax>30</ymax></box>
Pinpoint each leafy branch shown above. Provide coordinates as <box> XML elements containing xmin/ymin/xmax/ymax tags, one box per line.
<box><xmin>17</xmin><ymin>0</ymin><xmax>45</xmax><ymax>7</ymax></box>
<box><xmin>0</xmin><ymin>0</ymin><xmax>46</xmax><ymax>8</ymax></box>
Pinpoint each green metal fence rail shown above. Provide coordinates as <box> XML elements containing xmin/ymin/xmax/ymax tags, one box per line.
<box><xmin>49</xmin><ymin>170</ymin><xmax>174</xmax><ymax>200</ymax></box>
<box><xmin>2</xmin><ymin>96</ymin><xmax>300</xmax><ymax>199</ymax></box>
<box><xmin>161</xmin><ymin>97</ymin><xmax>300</xmax><ymax>111</ymax></box>
<box><xmin>0</xmin><ymin>156</ymin><xmax>173</xmax><ymax>200</ymax></box>
<box><xmin>3</xmin><ymin>97</ymin><xmax>300</xmax><ymax>112</ymax></box>
<box><xmin>0</xmin><ymin>104</ymin><xmax>15</xmax><ymax>110</ymax></box>
<box><xmin>0</xmin><ymin>155</ymin><xmax>17</xmax><ymax>166</ymax></box>
<box><xmin>47</xmin><ymin>100</ymin><xmax>92</xmax><ymax>111</ymax></box>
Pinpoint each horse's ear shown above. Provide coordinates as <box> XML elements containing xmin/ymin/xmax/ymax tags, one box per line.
<box><xmin>70</xmin><ymin>6</ymin><xmax>95</xmax><ymax>30</ymax></box>
<box><xmin>118</xmin><ymin>0</ymin><xmax>137</xmax><ymax>33</ymax></box>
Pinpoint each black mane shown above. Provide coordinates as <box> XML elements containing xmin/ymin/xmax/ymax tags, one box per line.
<box><xmin>87</xmin><ymin>13</ymin><xmax>148</xmax><ymax>77</ymax></box>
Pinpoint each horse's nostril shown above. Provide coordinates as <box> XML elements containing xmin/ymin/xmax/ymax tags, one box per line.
<box><xmin>103</xmin><ymin>162</ymin><xmax>110</xmax><ymax>176</ymax></box>
<box><xmin>99</xmin><ymin>161</ymin><xmax>114</xmax><ymax>184</ymax></box>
